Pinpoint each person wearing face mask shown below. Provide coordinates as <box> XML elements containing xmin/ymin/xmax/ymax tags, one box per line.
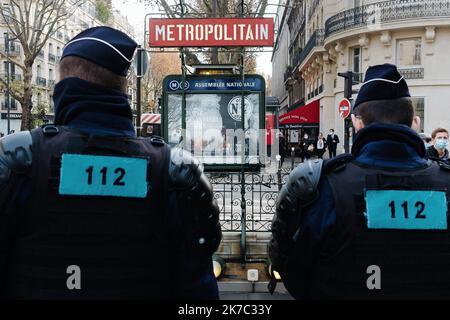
<box><xmin>300</xmin><ymin>132</ymin><xmax>313</xmax><ymax>162</ymax></box>
<box><xmin>426</xmin><ymin>128</ymin><xmax>449</xmax><ymax>162</ymax></box>
<box><xmin>326</xmin><ymin>129</ymin><xmax>340</xmax><ymax>158</ymax></box>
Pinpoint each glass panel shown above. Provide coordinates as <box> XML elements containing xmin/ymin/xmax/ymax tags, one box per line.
<box><xmin>352</xmin><ymin>47</ymin><xmax>361</xmax><ymax>73</ymax></box>
<box><xmin>167</xmin><ymin>93</ymin><xmax>261</xmax><ymax>165</ymax></box>
<box><xmin>411</xmin><ymin>97</ymin><xmax>425</xmax><ymax>132</ymax></box>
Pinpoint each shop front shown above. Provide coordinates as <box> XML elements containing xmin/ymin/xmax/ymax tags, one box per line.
<box><xmin>279</xmin><ymin>99</ymin><xmax>320</xmax><ymax>157</ymax></box>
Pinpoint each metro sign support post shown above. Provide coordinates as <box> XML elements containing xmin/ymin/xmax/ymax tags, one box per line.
<box><xmin>338</xmin><ymin>71</ymin><xmax>359</xmax><ymax>153</ymax></box>
<box><xmin>148</xmin><ymin>18</ymin><xmax>274</xmax><ymax>47</ymax></box>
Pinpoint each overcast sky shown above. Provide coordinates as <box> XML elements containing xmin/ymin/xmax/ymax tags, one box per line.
<box><xmin>112</xmin><ymin>0</ymin><xmax>279</xmax><ymax>76</ymax></box>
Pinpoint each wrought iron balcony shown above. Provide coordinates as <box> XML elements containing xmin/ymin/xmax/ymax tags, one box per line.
<box><xmin>325</xmin><ymin>0</ymin><xmax>450</xmax><ymax>37</ymax></box>
<box><xmin>1</xmin><ymin>100</ymin><xmax>17</xmax><ymax>110</ymax></box>
<box><xmin>48</xmin><ymin>53</ymin><xmax>56</xmax><ymax>63</ymax></box>
<box><xmin>399</xmin><ymin>67</ymin><xmax>424</xmax><ymax>79</ymax></box>
<box><xmin>296</xmin><ymin>29</ymin><xmax>324</xmax><ymax>68</ymax></box>
<box><xmin>353</xmin><ymin>72</ymin><xmax>365</xmax><ymax>84</ymax></box>
<box><xmin>284</xmin><ymin>66</ymin><xmax>293</xmax><ymax>83</ymax></box>
<box><xmin>36</xmin><ymin>77</ymin><xmax>46</xmax><ymax>86</ymax></box>
<box><xmin>1</xmin><ymin>73</ymin><xmax>22</xmax><ymax>81</ymax></box>
<box><xmin>0</xmin><ymin>43</ymin><xmax>21</xmax><ymax>57</ymax></box>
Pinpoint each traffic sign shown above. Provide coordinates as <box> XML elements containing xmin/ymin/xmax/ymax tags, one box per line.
<box><xmin>338</xmin><ymin>98</ymin><xmax>351</xmax><ymax>119</ymax></box>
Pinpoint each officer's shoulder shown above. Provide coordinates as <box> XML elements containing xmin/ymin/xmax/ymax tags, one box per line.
<box><xmin>433</xmin><ymin>159</ymin><xmax>450</xmax><ymax>172</ymax></box>
<box><xmin>0</xmin><ymin>130</ymin><xmax>33</xmax><ymax>172</ymax></box>
<box><xmin>322</xmin><ymin>153</ymin><xmax>355</xmax><ymax>174</ymax></box>
<box><xmin>288</xmin><ymin>158</ymin><xmax>323</xmax><ymax>185</ymax></box>
<box><xmin>168</xmin><ymin>148</ymin><xmax>204</xmax><ymax>189</ymax></box>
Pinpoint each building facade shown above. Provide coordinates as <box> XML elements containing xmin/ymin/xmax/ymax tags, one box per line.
<box><xmin>0</xmin><ymin>0</ymin><xmax>136</xmax><ymax>134</ymax></box>
<box><xmin>273</xmin><ymin>0</ymin><xmax>450</xmax><ymax>153</ymax></box>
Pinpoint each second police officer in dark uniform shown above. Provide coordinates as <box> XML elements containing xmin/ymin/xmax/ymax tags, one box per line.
<box><xmin>270</xmin><ymin>64</ymin><xmax>450</xmax><ymax>299</ymax></box>
<box><xmin>0</xmin><ymin>27</ymin><xmax>222</xmax><ymax>299</ymax></box>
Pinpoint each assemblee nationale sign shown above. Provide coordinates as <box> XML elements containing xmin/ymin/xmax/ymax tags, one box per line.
<box><xmin>149</xmin><ymin>18</ymin><xmax>274</xmax><ymax>47</ymax></box>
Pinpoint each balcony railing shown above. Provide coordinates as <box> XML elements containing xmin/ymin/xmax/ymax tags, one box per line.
<box><xmin>0</xmin><ymin>43</ymin><xmax>21</xmax><ymax>57</ymax></box>
<box><xmin>296</xmin><ymin>29</ymin><xmax>324</xmax><ymax>68</ymax></box>
<box><xmin>289</xmin><ymin>18</ymin><xmax>305</xmax><ymax>43</ymax></box>
<box><xmin>353</xmin><ymin>72</ymin><xmax>365</xmax><ymax>84</ymax></box>
<box><xmin>325</xmin><ymin>0</ymin><xmax>450</xmax><ymax>37</ymax></box>
<box><xmin>399</xmin><ymin>67</ymin><xmax>424</xmax><ymax>79</ymax></box>
<box><xmin>1</xmin><ymin>100</ymin><xmax>17</xmax><ymax>110</ymax></box>
<box><xmin>36</xmin><ymin>77</ymin><xmax>46</xmax><ymax>86</ymax></box>
<box><xmin>284</xmin><ymin>66</ymin><xmax>293</xmax><ymax>83</ymax></box>
<box><xmin>48</xmin><ymin>79</ymin><xmax>55</xmax><ymax>86</ymax></box>
<box><xmin>48</xmin><ymin>53</ymin><xmax>56</xmax><ymax>63</ymax></box>
<box><xmin>1</xmin><ymin>73</ymin><xmax>22</xmax><ymax>81</ymax></box>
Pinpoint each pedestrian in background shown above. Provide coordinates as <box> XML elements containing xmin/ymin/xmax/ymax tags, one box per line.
<box><xmin>315</xmin><ymin>132</ymin><xmax>327</xmax><ymax>159</ymax></box>
<box><xmin>426</xmin><ymin>128</ymin><xmax>449</xmax><ymax>162</ymax></box>
<box><xmin>326</xmin><ymin>129</ymin><xmax>339</xmax><ymax>158</ymax></box>
<box><xmin>300</xmin><ymin>132</ymin><xmax>313</xmax><ymax>162</ymax></box>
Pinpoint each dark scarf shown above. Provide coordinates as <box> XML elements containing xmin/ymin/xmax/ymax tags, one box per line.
<box><xmin>352</xmin><ymin>123</ymin><xmax>426</xmax><ymax>158</ymax></box>
<box><xmin>53</xmin><ymin>77</ymin><xmax>135</xmax><ymax>137</ymax></box>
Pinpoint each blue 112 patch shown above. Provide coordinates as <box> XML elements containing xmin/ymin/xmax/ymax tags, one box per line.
<box><xmin>59</xmin><ymin>154</ymin><xmax>148</xmax><ymax>198</ymax></box>
<box><xmin>365</xmin><ymin>190</ymin><xmax>448</xmax><ymax>230</ymax></box>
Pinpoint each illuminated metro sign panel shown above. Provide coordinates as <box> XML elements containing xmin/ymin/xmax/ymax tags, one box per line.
<box><xmin>149</xmin><ymin>18</ymin><xmax>274</xmax><ymax>47</ymax></box>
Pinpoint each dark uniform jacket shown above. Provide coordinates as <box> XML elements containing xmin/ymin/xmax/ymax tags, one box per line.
<box><xmin>426</xmin><ymin>145</ymin><xmax>449</xmax><ymax>162</ymax></box>
<box><xmin>271</xmin><ymin>123</ymin><xmax>450</xmax><ymax>299</ymax></box>
<box><xmin>0</xmin><ymin>79</ymin><xmax>222</xmax><ymax>299</ymax></box>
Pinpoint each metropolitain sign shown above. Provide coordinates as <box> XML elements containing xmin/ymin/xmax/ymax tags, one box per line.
<box><xmin>149</xmin><ymin>18</ymin><xmax>274</xmax><ymax>47</ymax></box>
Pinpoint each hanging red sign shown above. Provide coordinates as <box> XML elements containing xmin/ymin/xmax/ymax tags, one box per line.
<box><xmin>148</xmin><ymin>18</ymin><xmax>275</xmax><ymax>47</ymax></box>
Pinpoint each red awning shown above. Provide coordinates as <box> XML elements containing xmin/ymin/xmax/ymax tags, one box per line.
<box><xmin>279</xmin><ymin>99</ymin><xmax>320</xmax><ymax>127</ymax></box>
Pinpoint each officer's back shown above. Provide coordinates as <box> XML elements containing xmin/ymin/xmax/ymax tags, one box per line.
<box><xmin>270</xmin><ymin>64</ymin><xmax>450</xmax><ymax>299</ymax></box>
<box><xmin>0</xmin><ymin>27</ymin><xmax>221</xmax><ymax>299</ymax></box>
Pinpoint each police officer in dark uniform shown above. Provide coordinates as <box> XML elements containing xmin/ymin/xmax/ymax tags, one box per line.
<box><xmin>270</xmin><ymin>64</ymin><xmax>450</xmax><ymax>299</ymax></box>
<box><xmin>0</xmin><ymin>27</ymin><xmax>222</xmax><ymax>299</ymax></box>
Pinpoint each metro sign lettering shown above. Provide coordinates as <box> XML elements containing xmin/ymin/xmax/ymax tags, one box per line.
<box><xmin>149</xmin><ymin>18</ymin><xmax>274</xmax><ymax>47</ymax></box>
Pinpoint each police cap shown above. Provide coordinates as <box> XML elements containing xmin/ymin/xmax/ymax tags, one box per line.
<box><xmin>354</xmin><ymin>64</ymin><xmax>411</xmax><ymax>110</ymax></box>
<box><xmin>61</xmin><ymin>26</ymin><xmax>138</xmax><ymax>76</ymax></box>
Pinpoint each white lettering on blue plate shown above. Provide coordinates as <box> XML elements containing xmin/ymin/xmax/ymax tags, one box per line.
<box><xmin>365</xmin><ymin>190</ymin><xmax>448</xmax><ymax>230</ymax></box>
<box><xmin>59</xmin><ymin>154</ymin><xmax>148</xmax><ymax>198</ymax></box>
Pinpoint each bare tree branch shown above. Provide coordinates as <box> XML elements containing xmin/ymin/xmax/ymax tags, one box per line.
<box><xmin>0</xmin><ymin>77</ymin><xmax>24</xmax><ymax>102</ymax></box>
<box><xmin>0</xmin><ymin>0</ymin><xmax>85</xmax><ymax>130</ymax></box>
